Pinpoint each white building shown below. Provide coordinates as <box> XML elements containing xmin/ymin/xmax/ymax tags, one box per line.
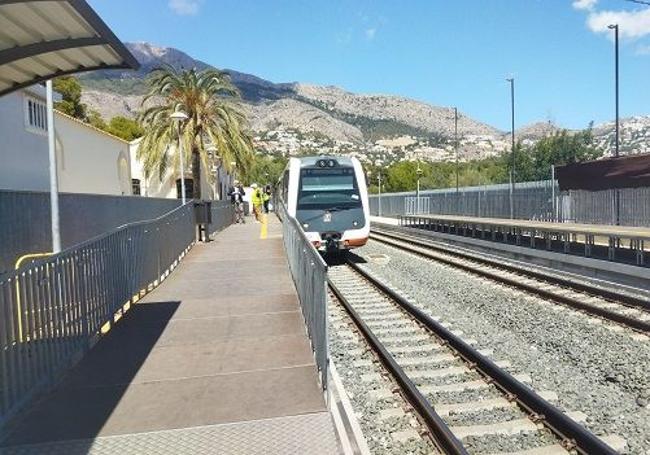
<box><xmin>0</xmin><ymin>85</ymin><xmax>132</xmax><ymax>195</ymax></box>
<box><xmin>129</xmin><ymin>138</ymin><xmax>232</xmax><ymax>201</ymax></box>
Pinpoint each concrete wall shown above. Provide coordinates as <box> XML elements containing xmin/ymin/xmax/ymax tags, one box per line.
<box><xmin>0</xmin><ymin>87</ymin><xmax>49</xmax><ymax>192</ymax></box>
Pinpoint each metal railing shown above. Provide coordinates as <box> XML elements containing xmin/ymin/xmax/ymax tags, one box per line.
<box><xmin>405</xmin><ymin>196</ymin><xmax>431</xmax><ymax>215</ymax></box>
<box><xmin>208</xmin><ymin>200</ymin><xmax>234</xmax><ymax>235</ymax></box>
<box><xmin>0</xmin><ymin>203</ymin><xmax>196</xmax><ymax>430</ymax></box>
<box><xmin>278</xmin><ymin>204</ymin><xmax>329</xmax><ymax>391</ymax></box>
<box><xmin>0</xmin><ymin>190</ymin><xmax>181</xmax><ymax>275</ymax></box>
<box><xmin>371</xmin><ymin>181</ymin><xmax>650</xmax><ymax>227</ymax></box>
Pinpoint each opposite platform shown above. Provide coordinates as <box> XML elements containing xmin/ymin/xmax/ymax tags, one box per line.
<box><xmin>1</xmin><ymin>217</ymin><xmax>340</xmax><ymax>454</ymax></box>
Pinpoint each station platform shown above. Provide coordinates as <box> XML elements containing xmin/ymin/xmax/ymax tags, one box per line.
<box><xmin>398</xmin><ymin>213</ymin><xmax>650</xmax><ymax>265</ymax></box>
<box><xmin>0</xmin><ymin>217</ymin><xmax>340</xmax><ymax>454</ymax></box>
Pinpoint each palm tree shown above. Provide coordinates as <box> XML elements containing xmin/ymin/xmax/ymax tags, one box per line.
<box><xmin>138</xmin><ymin>65</ymin><xmax>254</xmax><ymax>200</ymax></box>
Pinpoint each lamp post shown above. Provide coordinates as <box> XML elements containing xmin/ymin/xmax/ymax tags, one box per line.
<box><xmin>506</xmin><ymin>77</ymin><xmax>516</xmax><ymax>219</ymax></box>
<box><xmin>378</xmin><ymin>171</ymin><xmax>382</xmax><ymax>217</ymax></box>
<box><xmin>608</xmin><ymin>23</ymin><xmax>621</xmax><ymax>225</ymax></box>
<box><xmin>416</xmin><ymin>161</ymin><xmax>423</xmax><ymax>214</ymax></box>
<box><xmin>46</xmin><ymin>80</ymin><xmax>61</xmax><ymax>253</ymax></box>
<box><xmin>608</xmin><ymin>24</ymin><xmax>620</xmax><ymax>158</ymax></box>
<box><xmin>170</xmin><ymin>111</ymin><xmax>188</xmax><ymax>204</ymax></box>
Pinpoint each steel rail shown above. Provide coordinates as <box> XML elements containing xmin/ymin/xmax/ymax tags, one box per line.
<box><xmin>328</xmin><ymin>279</ymin><xmax>469</xmax><ymax>455</ymax></box>
<box><xmin>346</xmin><ymin>260</ymin><xmax>619</xmax><ymax>455</ymax></box>
<box><xmin>371</xmin><ymin>229</ymin><xmax>650</xmax><ymax>334</ymax></box>
<box><xmin>374</xmin><ymin>227</ymin><xmax>650</xmax><ymax>311</ymax></box>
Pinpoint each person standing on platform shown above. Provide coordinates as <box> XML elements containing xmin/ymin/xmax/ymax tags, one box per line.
<box><xmin>251</xmin><ymin>183</ymin><xmax>263</xmax><ymax>222</ymax></box>
<box><xmin>263</xmin><ymin>185</ymin><xmax>272</xmax><ymax>214</ymax></box>
<box><xmin>227</xmin><ymin>180</ymin><xmax>245</xmax><ymax>224</ymax></box>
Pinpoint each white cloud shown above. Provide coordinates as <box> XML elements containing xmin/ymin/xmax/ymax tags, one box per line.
<box><xmin>587</xmin><ymin>8</ymin><xmax>650</xmax><ymax>39</ymax></box>
<box><xmin>365</xmin><ymin>27</ymin><xmax>377</xmax><ymax>40</ymax></box>
<box><xmin>168</xmin><ymin>0</ymin><xmax>202</xmax><ymax>16</ymax></box>
<box><xmin>573</xmin><ymin>0</ymin><xmax>597</xmax><ymax>11</ymax></box>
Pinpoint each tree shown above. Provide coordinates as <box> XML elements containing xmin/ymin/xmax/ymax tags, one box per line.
<box><xmin>53</xmin><ymin>76</ymin><xmax>87</xmax><ymax>119</ymax></box>
<box><xmin>138</xmin><ymin>65</ymin><xmax>254</xmax><ymax>199</ymax></box>
<box><xmin>245</xmin><ymin>154</ymin><xmax>288</xmax><ymax>186</ymax></box>
<box><xmin>106</xmin><ymin>116</ymin><xmax>144</xmax><ymax>141</ymax></box>
<box><xmin>87</xmin><ymin>110</ymin><xmax>107</xmax><ymax>130</ymax></box>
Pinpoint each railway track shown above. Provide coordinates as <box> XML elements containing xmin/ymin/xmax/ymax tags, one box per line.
<box><xmin>370</xmin><ymin>227</ymin><xmax>650</xmax><ymax>335</ymax></box>
<box><xmin>328</xmin><ymin>262</ymin><xmax>625</xmax><ymax>455</ymax></box>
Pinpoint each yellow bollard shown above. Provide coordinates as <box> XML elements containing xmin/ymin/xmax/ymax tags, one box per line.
<box><xmin>260</xmin><ymin>213</ymin><xmax>268</xmax><ymax>239</ymax></box>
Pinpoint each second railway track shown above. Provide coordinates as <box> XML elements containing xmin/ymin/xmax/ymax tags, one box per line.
<box><xmin>369</xmin><ymin>227</ymin><xmax>650</xmax><ymax>335</ymax></box>
<box><xmin>329</xmin><ymin>262</ymin><xmax>625</xmax><ymax>454</ymax></box>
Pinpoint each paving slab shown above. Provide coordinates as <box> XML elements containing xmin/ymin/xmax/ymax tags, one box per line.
<box><xmin>1</xmin><ymin>217</ymin><xmax>339</xmax><ymax>454</ymax></box>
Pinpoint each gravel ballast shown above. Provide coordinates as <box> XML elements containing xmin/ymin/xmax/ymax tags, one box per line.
<box><xmin>354</xmin><ymin>240</ymin><xmax>650</xmax><ymax>454</ymax></box>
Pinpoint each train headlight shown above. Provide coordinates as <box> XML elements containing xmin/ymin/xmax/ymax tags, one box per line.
<box><xmin>328</xmin><ymin>159</ymin><xmax>335</xmax><ymax>167</ymax></box>
<box><xmin>352</xmin><ymin>221</ymin><xmax>358</xmax><ymax>227</ymax></box>
<box><xmin>303</xmin><ymin>223</ymin><xmax>309</xmax><ymax>228</ymax></box>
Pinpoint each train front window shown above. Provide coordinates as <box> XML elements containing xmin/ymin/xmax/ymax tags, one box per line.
<box><xmin>297</xmin><ymin>167</ymin><xmax>361</xmax><ymax>210</ymax></box>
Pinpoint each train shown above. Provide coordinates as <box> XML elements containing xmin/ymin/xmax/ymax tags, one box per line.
<box><xmin>277</xmin><ymin>156</ymin><xmax>370</xmax><ymax>252</ymax></box>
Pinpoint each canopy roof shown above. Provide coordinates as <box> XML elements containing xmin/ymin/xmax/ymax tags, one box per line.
<box><xmin>0</xmin><ymin>0</ymin><xmax>139</xmax><ymax>97</ymax></box>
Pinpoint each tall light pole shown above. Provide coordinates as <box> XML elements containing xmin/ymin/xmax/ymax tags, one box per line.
<box><xmin>506</xmin><ymin>77</ymin><xmax>516</xmax><ymax>219</ymax></box>
<box><xmin>608</xmin><ymin>24</ymin><xmax>620</xmax><ymax>158</ymax></box>
<box><xmin>378</xmin><ymin>171</ymin><xmax>382</xmax><ymax>217</ymax></box>
<box><xmin>171</xmin><ymin>111</ymin><xmax>188</xmax><ymax>204</ymax></box>
<box><xmin>46</xmin><ymin>80</ymin><xmax>61</xmax><ymax>253</ymax></box>
<box><xmin>416</xmin><ymin>160</ymin><xmax>423</xmax><ymax>213</ymax></box>
<box><xmin>608</xmin><ymin>23</ymin><xmax>620</xmax><ymax>225</ymax></box>
<box><xmin>453</xmin><ymin>107</ymin><xmax>459</xmax><ymax>195</ymax></box>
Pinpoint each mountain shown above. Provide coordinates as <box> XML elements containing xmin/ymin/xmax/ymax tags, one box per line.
<box><xmin>78</xmin><ymin>42</ymin><xmax>649</xmax><ymax>163</ymax></box>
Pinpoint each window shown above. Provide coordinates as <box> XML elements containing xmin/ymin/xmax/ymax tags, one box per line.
<box><xmin>176</xmin><ymin>178</ymin><xmax>194</xmax><ymax>200</ymax></box>
<box><xmin>297</xmin><ymin>167</ymin><xmax>361</xmax><ymax>210</ymax></box>
<box><xmin>132</xmin><ymin>179</ymin><xmax>141</xmax><ymax>196</ymax></box>
<box><xmin>24</xmin><ymin>96</ymin><xmax>48</xmax><ymax>133</ymax></box>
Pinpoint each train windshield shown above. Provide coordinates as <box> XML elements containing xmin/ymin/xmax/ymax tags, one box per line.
<box><xmin>297</xmin><ymin>167</ymin><xmax>362</xmax><ymax>210</ymax></box>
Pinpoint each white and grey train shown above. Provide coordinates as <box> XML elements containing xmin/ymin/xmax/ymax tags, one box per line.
<box><xmin>277</xmin><ymin>156</ymin><xmax>370</xmax><ymax>252</ymax></box>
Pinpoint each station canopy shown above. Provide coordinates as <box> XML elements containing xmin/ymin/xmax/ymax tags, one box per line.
<box><xmin>556</xmin><ymin>153</ymin><xmax>650</xmax><ymax>191</ymax></box>
<box><xmin>0</xmin><ymin>0</ymin><xmax>139</xmax><ymax>97</ymax></box>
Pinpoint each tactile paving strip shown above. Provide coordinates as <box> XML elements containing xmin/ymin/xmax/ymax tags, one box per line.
<box><xmin>0</xmin><ymin>412</ymin><xmax>341</xmax><ymax>455</ymax></box>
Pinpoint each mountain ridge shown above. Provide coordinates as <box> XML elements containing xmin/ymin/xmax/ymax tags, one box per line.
<box><xmin>78</xmin><ymin>42</ymin><xmax>650</xmax><ymax>161</ymax></box>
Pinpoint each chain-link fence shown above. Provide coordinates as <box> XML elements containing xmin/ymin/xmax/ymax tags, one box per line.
<box><xmin>371</xmin><ymin>181</ymin><xmax>650</xmax><ymax>227</ymax></box>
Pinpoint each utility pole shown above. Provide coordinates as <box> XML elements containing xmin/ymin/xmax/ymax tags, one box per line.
<box><xmin>506</xmin><ymin>78</ymin><xmax>516</xmax><ymax>219</ymax></box>
<box><xmin>608</xmin><ymin>24</ymin><xmax>620</xmax><ymax>158</ymax></box>
<box><xmin>454</xmin><ymin>107</ymin><xmax>459</xmax><ymax>194</ymax></box>
<box><xmin>46</xmin><ymin>80</ymin><xmax>61</xmax><ymax>253</ymax></box>
<box><xmin>378</xmin><ymin>172</ymin><xmax>382</xmax><ymax>217</ymax></box>
<box><xmin>454</xmin><ymin>107</ymin><xmax>460</xmax><ymax>215</ymax></box>
<box><xmin>608</xmin><ymin>23</ymin><xmax>621</xmax><ymax>225</ymax></box>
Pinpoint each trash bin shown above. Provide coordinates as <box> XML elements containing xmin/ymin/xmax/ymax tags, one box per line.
<box><xmin>193</xmin><ymin>201</ymin><xmax>212</xmax><ymax>242</ymax></box>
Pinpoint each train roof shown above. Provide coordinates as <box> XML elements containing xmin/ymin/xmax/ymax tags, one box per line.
<box><xmin>294</xmin><ymin>156</ymin><xmax>357</xmax><ymax>167</ymax></box>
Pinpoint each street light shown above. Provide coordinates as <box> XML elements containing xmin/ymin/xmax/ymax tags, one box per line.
<box><xmin>506</xmin><ymin>77</ymin><xmax>516</xmax><ymax>219</ymax></box>
<box><xmin>449</xmin><ymin>107</ymin><xmax>460</xmax><ymax>214</ymax></box>
<box><xmin>608</xmin><ymin>24</ymin><xmax>620</xmax><ymax>158</ymax></box>
<box><xmin>377</xmin><ymin>171</ymin><xmax>382</xmax><ymax>217</ymax></box>
<box><xmin>170</xmin><ymin>110</ymin><xmax>188</xmax><ymax>204</ymax></box>
<box><xmin>608</xmin><ymin>23</ymin><xmax>621</xmax><ymax>225</ymax></box>
<box><xmin>416</xmin><ymin>161</ymin><xmax>424</xmax><ymax>214</ymax></box>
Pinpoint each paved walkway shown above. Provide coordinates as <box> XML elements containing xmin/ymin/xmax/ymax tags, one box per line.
<box><xmin>1</xmin><ymin>217</ymin><xmax>340</xmax><ymax>454</ymax></box>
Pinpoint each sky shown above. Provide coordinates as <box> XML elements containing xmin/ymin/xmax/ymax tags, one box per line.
<box><xmin>89</xmin><ymin>0</ymin><xmax>650</xmax><ymax>131</ymax></box>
